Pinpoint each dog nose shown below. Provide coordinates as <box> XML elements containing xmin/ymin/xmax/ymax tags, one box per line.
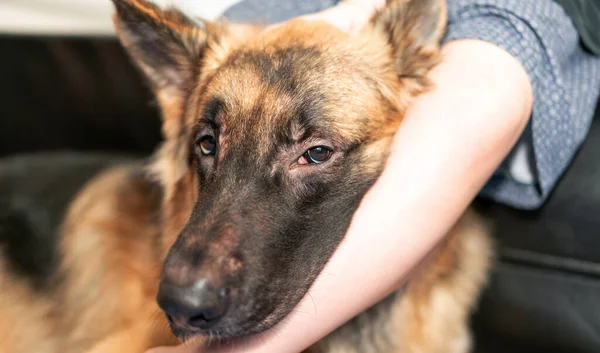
<box><xmin>157</xmin><ymin>279</ymin><xmax>229</xmax><ymax>329</ymax></box>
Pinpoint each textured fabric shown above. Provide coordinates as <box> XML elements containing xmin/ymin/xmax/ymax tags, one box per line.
<box><xmin>222</xmin><ymin>0</ymin><xmax>600</xmax><ymax>210</ymax></box>
<box><xmin>444</xmin><ymin>0</ymin><xmax>600</xmax><ymax>209</ymax></box>
<box><xmin>223</xmin><ymin>0</ymin><xmax>340</xmax><ymax>24</ymax></box>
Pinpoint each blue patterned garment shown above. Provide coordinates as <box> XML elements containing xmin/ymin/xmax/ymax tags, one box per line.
<box><xmin>222</xmin><ymin>0</ymin><xmax>600</xmax><ymax>210</ymax></box>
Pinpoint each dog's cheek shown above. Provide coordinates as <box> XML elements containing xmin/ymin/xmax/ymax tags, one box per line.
<box><xmin>292</xmin><ymin>155</ymin><xmax>383</xmax><ymax>261</ymax></box>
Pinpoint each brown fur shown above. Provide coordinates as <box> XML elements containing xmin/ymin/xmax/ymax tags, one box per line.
<box><xmin>306</xmin><ymin>211</ymin><xmax>491</xmax><ymax>353</ymax></box>
<box><xmin>0</xmin><ymin>0</ymin><xmax>492</xmax><ymax>352</ymax></box>
<box><xmin>0</xmin><ymin>165</ymin><xmax>175</xmax><ymax>353</ymax></box>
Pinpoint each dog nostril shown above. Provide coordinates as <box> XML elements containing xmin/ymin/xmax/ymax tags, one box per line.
<box><xmin>157</xmin><ymin>279</ymin><xmax>230</xmax><ymax>330</ymax></box>
<box><xmin>188</xmin><ymin>307</ymin><xmax>223</xmax><ymax>326</ymax></box>
<box><xmin>186</xmin><ymin>286</ymin><xmax>229</xmax><ymax>329</ymax></box>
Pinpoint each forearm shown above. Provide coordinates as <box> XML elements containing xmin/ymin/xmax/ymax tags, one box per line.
<box><xmin>195</xmin><ymin>39</ymin><xmax>532</xmax><ymax>353</ymax></box>
<box><xmin>445</xmin><ymin>0</ymin><xmax>600</xmax><ymax>208</ymax></box>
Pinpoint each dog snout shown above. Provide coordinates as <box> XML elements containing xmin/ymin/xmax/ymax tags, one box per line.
<box><xmin>159</xmin><ymin>218</ymin><xmax>246</xmax><ymax>332</ymax></box>
<box><xmin>157</xmin><ymin>277</ymin><xmax>229</xmax><ymax>330</ymax></box>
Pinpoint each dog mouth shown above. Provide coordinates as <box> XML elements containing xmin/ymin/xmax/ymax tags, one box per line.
<box><xmin>168</xmin><ymin>320</ymin><xmax>278</xmax><ymax>346</ymax></box>
<box><xmin>170</xmin><ymin>325</ymin><xmax>275</xmax><ymax>352</ymax></box>
<box><xmin>170</xmin><ymin>324</ymin><xmax>263</xmax><ymax>342</ymax></box>
<box><xmin>165</xmin><ymin>302</ymin><xmax>289</xmax><ymax>341</ymax></box>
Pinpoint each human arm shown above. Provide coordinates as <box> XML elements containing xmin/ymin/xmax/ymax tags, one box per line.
<box><xmin>148</xmin><ymin>36</ymin><xmax>533</xmax><ymax>353</ymax></box>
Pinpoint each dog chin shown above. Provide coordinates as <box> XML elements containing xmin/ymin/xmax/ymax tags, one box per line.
<box><xmin>168</xmin><ymin>312</ymin><xmax>284</xmax><ymax>342</ymax></box>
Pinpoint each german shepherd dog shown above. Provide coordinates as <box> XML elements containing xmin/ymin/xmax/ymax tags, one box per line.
<box><xmin>0</xmin><ymin>0</ymin><xmax>492</xmax><ymax>352</ymax></box>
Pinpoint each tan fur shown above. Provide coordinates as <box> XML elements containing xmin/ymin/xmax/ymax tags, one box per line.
<box><xmin>0</xmin><ymin>165</ymin><xmax>176</xmax><ymax>353</ymax></box>
<box><xmin>394</xmin><ymin>210</ymin><xmax>492</xmax><ymax>353</ymax></box>
<box><xmin>0</xmin><ymin>0</ymin><xmax>493</xmax><ymax>352</ymax></box>
<box><xmin>55</xmin><ymin>165</ymin><xmax>167</xmax><ymax>351</ymax></box>
<box><xmin>0</xmin><ymin>260</ymin><xmax>57</xmax><ymax>353</ymax></box>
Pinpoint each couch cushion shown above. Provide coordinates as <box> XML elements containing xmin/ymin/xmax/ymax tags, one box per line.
<box><xmin>473</xmin><ymin>100</ymin><xmax>600</xmax><ymax>352</ymax></box>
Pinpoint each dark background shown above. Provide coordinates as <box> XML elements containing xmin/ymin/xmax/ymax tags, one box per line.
<box><xmin>0</xmin><ymin>36</ymin><xmax>161</xmax><ymax>157</ymax></box>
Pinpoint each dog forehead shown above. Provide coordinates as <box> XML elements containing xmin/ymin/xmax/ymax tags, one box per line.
<box><xmin>203</xmin><ymin>19</ymin><xmax>357</xmax><ymax>109</ymax></box>
<box><xmin>188</xmin><ymin>19</ymin><xmax>392</xmax><ymax>144</ymax></box>
<box><xmin>210</xmin><ymin>45</ymin><xmax>320</xmax><ymax>112</ymax></box>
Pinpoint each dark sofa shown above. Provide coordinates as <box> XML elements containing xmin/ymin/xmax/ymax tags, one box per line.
<box><xmin>474</xmin><ymin>102</ymin><xmax>600</xmax><ymax>353</ymax></box>
<box><xmin>1</xmin><ymin>35</ymin><xmax>598</xmax><ymax>352</ymax></box>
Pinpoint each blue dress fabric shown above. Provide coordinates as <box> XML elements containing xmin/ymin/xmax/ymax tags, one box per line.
<box><xmin>222</xmin><ymin>0</ymin><xmax>600</xmax><ymax>210</ymax></box>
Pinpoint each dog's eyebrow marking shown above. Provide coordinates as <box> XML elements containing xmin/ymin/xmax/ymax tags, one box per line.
<box><xmin>201</xmin><ymin>97</ymin><xmax>225</xmax><ymax>125</ymax></box>
<box><xmin>291</xmin><ymin>127</ymin><xmax>314</xmax><ymax>145</ymax></box>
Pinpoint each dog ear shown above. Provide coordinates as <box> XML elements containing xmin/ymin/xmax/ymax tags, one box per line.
<box><xmin>369</xmin><ymin>0</ymin><xmax>447</xmax><ymax>81</ymax></box>
<box><xmin>112</xmin><ymin>0</ymin><xmax>225</xmax><ymax>131</ymax></box>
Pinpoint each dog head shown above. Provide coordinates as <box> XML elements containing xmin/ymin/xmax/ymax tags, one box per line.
<box><xmin>112</xmin><ymin>0</ymin><xmax>446</xmax><ymax>340</ymax></box>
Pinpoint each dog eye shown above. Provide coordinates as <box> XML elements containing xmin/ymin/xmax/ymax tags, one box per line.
<box><xmin>300</xmin><ymin>146</ymin><xmax>333</xmax><ymax>165</ymax></box>
<box><xmin>197</xmin><ymin>135</ymin><xmax>217</xmax><ymax>156</ymax></box>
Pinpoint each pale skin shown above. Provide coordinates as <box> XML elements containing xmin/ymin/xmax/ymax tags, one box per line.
<box><xmin>149</xmin><ymin>1</ymin><xmax>534</xmax><ymax>352</ymax></box>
